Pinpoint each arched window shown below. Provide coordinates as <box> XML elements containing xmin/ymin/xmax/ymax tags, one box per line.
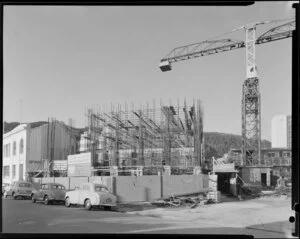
<box><xmin>20</xmin><ymin>139</ymin><xmax>24</xmax><ymax>154</ymax></box>
<box><xmin>13</xmin><ymin>141</ymin><xmax>17</xmax><ymax>156</ymax></box>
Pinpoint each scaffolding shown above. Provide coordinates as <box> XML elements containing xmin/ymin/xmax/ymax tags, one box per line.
<box><xmin>84</xmin><ymin>99</ymin><xmax>205</xmax><ymax>175</ymax></box>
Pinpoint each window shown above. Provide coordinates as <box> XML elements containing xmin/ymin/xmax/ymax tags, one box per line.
<box><xmin>268</xmin><ymin>152</ymin><xmax>275</xmax><ymax>158</ymax></box>
<box><xmin>52</xmin><ymin>185</ymin><xmax>65</xmax><ymax>190</ymax></box>
<box><xmin>286</xmin><ymin>152</ymin><xmax>291</xmax><ymax>158</ymax></box>
<box><xmin>3</xmin><ymin>166</ymin><xmax>10</xmax><ymax>177</ymax></box>
<box><xmin>13</xmin><ymin>141</ymin><xmax>16</xmax><ymax>156</ymax></box>
<box><xmin>19</xmin><ymin>139</ymin><xmax>24</xmax><ymax>154</ymax></box>
<box><xmin>7</xmin><ymin>144</ymin><xmax>9</xmax><ymax>157</ymax></box>
<box><xmin>282</xmin><ymin>152</ymin><xmax>286</xmax><ymax>157</ymax></box>
<box><xmin>12</xmin><ymin>165</ymin><xmax>16</xmax><ymax>178</ymax></box>
<box><xmin>19</xmin><ymin>183</ymin><xmax>32</xmax><ymax>188</ymax></box>
<box><xmin>94</xmin><ymin>185</ymin><xmax>109</xmax><ymax>192</ymax></box>
<box><xmin>41</xmin><ymin>184</ymin><xmax>49</xmax><ymax>190</ymax></box>
<box><xmin>3</xmin><ymin>144</ymin><xmax>11</xmax><ymax>157</ymax></box>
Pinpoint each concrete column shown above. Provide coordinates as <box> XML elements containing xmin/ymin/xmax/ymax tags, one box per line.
<box><xmin>209</xmin><ymin>174</ymin><xmax>218</xmax><ymax>191</ymax></box>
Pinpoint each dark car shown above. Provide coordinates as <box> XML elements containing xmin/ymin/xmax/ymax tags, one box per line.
<box><xmin>31</xmin><ymin>183</ymin><xmax>66</xmax><ymax>205</ymax></box>
<box><xmin>4</xmin><ymin>181</ymin><xmax>34</xmax><ymax>199</ymax></box>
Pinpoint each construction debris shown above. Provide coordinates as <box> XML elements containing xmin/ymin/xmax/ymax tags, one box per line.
<box><xmin>151</xmin><ymin>191</ymin><xmax>220</xmax><ymax>208</ymax></box>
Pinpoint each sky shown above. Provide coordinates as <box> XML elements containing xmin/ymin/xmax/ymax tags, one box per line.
<box><xmin>3</xmin><ymin>2</ymin><xmax>296</xmax><ymax>141</ymax></box>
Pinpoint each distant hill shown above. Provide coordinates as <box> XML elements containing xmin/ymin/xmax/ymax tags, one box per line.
<box><xmin>204</xmin><ymin>132</ymin><xmax>271</xmax><ymax>159</ymax></box>
<box><xmin>3</xmin><ymin>122</ymin><xmax>271</xmax><ymax>159</ymax></box>
<box><xmin>3</xmin><ymin>122</ymin><xmax>20</xmax><ymax>133</ymax></box>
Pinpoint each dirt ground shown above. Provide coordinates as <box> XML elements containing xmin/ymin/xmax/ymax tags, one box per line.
<box><xmin>126</xmin><ymin>196</ymin><xmax>296</xmax><ymax>238</ymax></box>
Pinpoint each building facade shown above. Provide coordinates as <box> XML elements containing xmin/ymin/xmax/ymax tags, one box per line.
<box><xmin>227</xmin><ymin>147</ymin><xmax>291</xmax><ymax>187</ymax></box>
<box><xmin>271</xmin><ymin>115</ymin><xmax>291</xmax><ymax>148</ymax></box>
<box><xmin>2</xmin><ymin>122</ymin><xmax>77</xmax><ymax>184</ymax></box>
<box><xmin>3</xmin><ymin>124</ymin><xmax>28</xmax><ymax>184</ymax></box>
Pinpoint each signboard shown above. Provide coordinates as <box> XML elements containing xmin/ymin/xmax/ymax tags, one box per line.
<box><xmin>67</xmin><ymin>152</ymin><xmax>92</xmax><ymax>176</ymax></box>
<box><xmin>213</xmin><ymin>162</ymin><xmax>237</xmax><ymax>173</ymax></box>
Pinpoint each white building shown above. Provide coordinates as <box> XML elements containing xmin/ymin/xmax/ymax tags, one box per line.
<box><xmin>271</xmin><ymin>115</ymin><xmax>292</xmax><ymax>148</ymax></box>
<box><xmin>2</xmin><ymin>122</ymin><xmax>77</xmax><ymax>184</ymax></box>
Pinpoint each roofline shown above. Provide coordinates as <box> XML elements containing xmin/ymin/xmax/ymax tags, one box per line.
<box><xmin>3</xmin><ymin>124</ymin><xmax>28</xmax><ymax>138</ymax></box>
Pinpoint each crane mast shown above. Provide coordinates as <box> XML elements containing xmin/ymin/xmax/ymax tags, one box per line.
<box><xmin>159</xmin><ymin>19</ymin><xmax>295</xmax><ymax>167</ymax></box>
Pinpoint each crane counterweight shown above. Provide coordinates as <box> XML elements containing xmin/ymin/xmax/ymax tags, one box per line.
<box><xmin>160</xmin><ymin>60</ymin><xmax>172</xmax><ymax>72</ymax></box>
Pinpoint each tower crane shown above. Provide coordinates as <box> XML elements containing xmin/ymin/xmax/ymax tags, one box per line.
<box><xmin>159</xmin><ymin>19</ymin><xmax>295</xmax><ymax>167</ymax></box>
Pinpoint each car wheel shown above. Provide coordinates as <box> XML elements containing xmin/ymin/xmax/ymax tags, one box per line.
<box><xmin>65</xmin><ymin>197</ymin><xmax>71</xmax><ymax>207</ymax></box>
<box><xmin>44</xmin><ymin>196</ymin><xmax>51</xmax><ymax>205</ymax></box>
<box><xmin>104</xmin><ymin>206</ymin><xmax>111</xmax><ymax>210</ymax></box>
<box><xmin>12</xmin><ymin>192</ymin><xmax>17</xmax><ymax>200</ymax></box>
<box><xmin>31</xmin><ymin>194</ymin><xmax>36</xmax><ymax>203</ymax></box>
<box><xmin>84</xmin><ymin>199</ymin><xmax>92</xmax><ymax>211</ymax></box>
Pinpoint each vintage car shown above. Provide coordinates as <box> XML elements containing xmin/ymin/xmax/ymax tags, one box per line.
<box><xmin>32</xmin><ymin>183</ymin><xmax>66</xmax><ymax>205</ymax></box>
<box><xmin>2</xmin><ymin>183</ymin><xmax>10</xmax><ymax>196</ymax></box>
<box><xmin>4</xmin><ymin>181</ymin><xmax>34</xmax><ymax>199</ymax></box>
<box><xmin>65</xmin><ymin>182</ymin><xmax>117</xmax><ymax>210</ymax></box>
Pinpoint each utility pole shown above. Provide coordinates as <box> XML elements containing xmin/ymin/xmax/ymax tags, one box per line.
<box><xmin>19</xmin><ymin>99</ymin><xmax>22</xmax><ymax>124</ymax></box>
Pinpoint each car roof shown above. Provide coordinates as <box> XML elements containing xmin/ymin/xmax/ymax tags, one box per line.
<box><xmin>81</xmin><ymin>182</ymin><xmax>107</xmax><ymax>187</ymax></box>
<box><xmin>44</xmin><ymin>183</ymin><xmax>65</xmax><ymax>186</ymax></box>
<box><xmin>15</xmin><ymin>181</ymin><xmax>31</xmax><ymax>184</ymax></box>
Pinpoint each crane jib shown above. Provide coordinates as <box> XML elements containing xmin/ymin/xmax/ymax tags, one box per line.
<box><xmin>159</xmin><ymin>20</ymin><xmax>295</xmax><ymax>69</ymax></box>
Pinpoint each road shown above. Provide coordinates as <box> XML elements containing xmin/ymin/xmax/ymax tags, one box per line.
<box><xmin>1</xmin><ymin>196</ymin><xmax>296</xmax><ymax>237</ymax></box>
<box><xmin>2</xmin><ymin>198</ymin><xmax>171</xmax><ymax>233</ymax></box>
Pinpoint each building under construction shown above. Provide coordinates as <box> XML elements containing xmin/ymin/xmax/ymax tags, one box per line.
<box><xmin>82</xmin><ymin>99</ymin><xmax>204</xmax><ymax>174</ymax></box>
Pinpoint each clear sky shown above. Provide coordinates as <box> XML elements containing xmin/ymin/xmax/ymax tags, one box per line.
<box><xmin>3</xmin><ymin>2</ymin><xmax>296</xmax><ymax>140</ymax></box>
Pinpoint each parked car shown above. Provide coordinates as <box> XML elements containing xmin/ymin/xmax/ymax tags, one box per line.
<box><xmin>4</xmin><ymin>181</ymin><xmax>34</xmax><ymax>199</ymax></box>
<box><xmin>2</xmin><ymin>183</ymin><xmax>10</xmax><ymax>196</ymax></box>
<box><xmin>31</xmin><ymin>183</ymin><xmax>67</xmax><ymax>205</ymax></box>
<box><xmin>65</xmin><ymin>182</ymin><xmax>117</xmax><ymax>210</ymax></box>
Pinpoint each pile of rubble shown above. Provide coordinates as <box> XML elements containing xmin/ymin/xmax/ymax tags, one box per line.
<box><xmin>241</xmin><ymin>185</ymin><xmax>263</xmax><ymax>199</ymax></box>
<box><xmin>259</xmin><ymin>187</ymin><xmax>291</xmax><ymax>199</ymax></box>
<box><xmin>240</xmin><ymin>182</ymin><xmax>291</xmax><ymax>200</ymax></box>
<box><xmin>152</xmin><ymin>191</ymin><xmax>221</xmax><ymax>209</ymax></box>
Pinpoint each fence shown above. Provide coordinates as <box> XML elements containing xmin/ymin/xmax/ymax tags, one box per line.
<box><xmin>32</xmin><ymin>174</ymin><xmax>209</xmax><ymax>203</ymax></box>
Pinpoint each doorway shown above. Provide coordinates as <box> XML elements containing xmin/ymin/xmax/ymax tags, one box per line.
<box><xmin>261</xmin><ymin>173</ymin><xmax>267</xmax><ymax>186</ymax></box>
<box><xmin>217</xmin><ymin>173</ymin><xmax>231</xmax><ymax>194</ymax></box>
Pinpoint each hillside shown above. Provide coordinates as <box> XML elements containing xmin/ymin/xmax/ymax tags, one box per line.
<box><xmin>204</xmin><ymin>132</ymin><xmax>271</xmax><ymax>159</ymax></box>
<box><xmin>3</xmin><ymin>122</ymin><xmax>21</xmax><ymax>133</ymax></box>
<box><xmin>3</xmin><ymin>122</ymin><xmax>271</xmax><ymax>159</ymax></box>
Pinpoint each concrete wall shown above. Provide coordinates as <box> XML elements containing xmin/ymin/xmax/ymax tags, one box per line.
<box><xmin>53</xmin><ymin>177</ymin><xmax>70</xmax><ymax>189</ymax></box>
<box><xmin>162</xmin><ymin>175</ymin><xmax>205</xmax><ymax>197</ymax></box>
<box><xmin>32</xmin><ymin>174</ymin><xmax>209</xmax><ymax>203</ymax></box>
<box><xmin>114</xmin><ymin>176</ymin><xmax>161</xmax><ymax>202</ymax></box>
<box><xmin>32</xmin><ymin>176</ymin><xmax>111</xmax><ymax>190</ymax></box>
<box><xmin>90</xmin><ymin>176</ymin><xmax>112</xmax><ymax>191</ymax></box>
<box><xmin>70</xmin><ymin>177</ymin><xmax>89</xmax><ymax>190</ymax></box>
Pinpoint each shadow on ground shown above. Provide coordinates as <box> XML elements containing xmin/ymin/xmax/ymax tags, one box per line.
<box><xmin>146</xmin><ymin>220</ymin><xmax>295</xmax><ymax>238</ymax></box>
